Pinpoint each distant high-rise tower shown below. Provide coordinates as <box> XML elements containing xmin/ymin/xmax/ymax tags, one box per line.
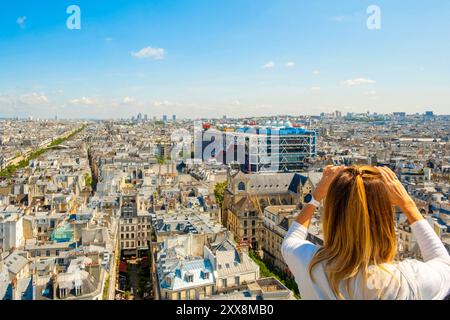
<box><xmin>172</xmin><ymin>114</ymin><xmax>176</xmax><ymax>122</ymax></box>
<box><xmin>162</xmin><ymin>115</ymin><xmax>168</xmax><ymax>122</ymax></box>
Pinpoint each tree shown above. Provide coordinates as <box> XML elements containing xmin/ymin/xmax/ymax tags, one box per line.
<box><xmin>84</xmin><ymin>173</ymin><xmax>93</xmax><ymax>187</ymax></box>
<box><xmin>214</xmin><ymin>181</ymin><xmax>228</xmax><ymax>209</ymax></box>
<box><xmin>156</xmin><ymin>156</ymin><xmax>165</xmax><ymax>165</ymax></box>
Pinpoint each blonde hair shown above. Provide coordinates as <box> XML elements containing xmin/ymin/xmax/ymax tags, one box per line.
<box><xmin>308</xmin><ymin>166</ymin><xmax>397</xmax><ymax>299</ymax></box>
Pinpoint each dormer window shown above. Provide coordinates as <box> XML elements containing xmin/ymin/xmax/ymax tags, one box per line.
<box><xmin>237</xmin><ymin>182</ymin><xmax>246</xmax><ymax>191</ymax></box>
<box><xmin>186</xmin><ymin>272</ymin><xmax>194</xmax><ymax>283</ymax></box>
<box><xmin>202</xmin><ymin>270</ymin><xmax>210</xmax><ymax>280</ymax></box>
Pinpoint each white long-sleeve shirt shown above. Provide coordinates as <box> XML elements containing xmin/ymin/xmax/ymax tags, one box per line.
<box><xmin>281</xmin><ymin>219</ymin><xmax>450</xmax><ymax>300</ymax></box>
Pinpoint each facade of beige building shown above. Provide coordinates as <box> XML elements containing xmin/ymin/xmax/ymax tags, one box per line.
<box><xmin>222</xmin><ymin>169</ymin><xmax>320</xmax><ymax>250</ymax></box>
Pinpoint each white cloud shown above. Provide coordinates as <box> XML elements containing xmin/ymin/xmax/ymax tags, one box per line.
<box><xmin>231</xmin><ymin>100</ymin><xmax>241</xmax><ymax>106</ymax></box>
<box><xmin>105</xmin><ymin>37</ymin><xmax>113</xmax><ymax>42</ymax></box>
<box><xmin>311</xmin><ymin>87</ymin><xmax>321</xmax><ymax>91</ymax></box>
<box><xmin>342</xmin><ymin>78</ymin><xmax>376</xmax><ymax>86</ymax></box>
<box><xmin>122</xmin><ymin>96</ymin><xmax>136</xmax><ymax>104</ymax></box>
<box><xmin>365</xmin><ymin>90</ymin><xmax>377</xmax><ymax>96</ymax></box>
<box><xmin>122</xmin><ymin>96</ymin><xmax>135</xmax><ymax>104</ymax></box>
<box><xmin>285</xmin><ymin>61</ymin><xmax>295</xmax><ymax>68</ymax></box>
<box><xmin>153</xmin><ymin>100</ymin><xmax>170</xmax><ymax>107</ymax></box>
<box><xmin>312</xmin><ymin>70</ymin><xmax>320</xmax><ymax>75</ymax></box>
<box><xmin>132</xmin><ymin>46</ymin><xmax>166</xmax><ymax>60</ymax></box>
<box><xmin>262</xmin><ymin>61</ymin><xmax>275</xmax><ymax>69</ymax></box>
<box><xmin>20</xmin><ymin>93</ymin><xmax>49</xmax><ymax>104</ymax></box>
<box><xmin>69</xmin><ymin>96</ymin><xmax>95</xmax><ymax>105</ymax></box>
<box><xmin>17</xmin><ymin>16</ymin><xmax>26</xmax><ymax>29</ymax></box>
<box><xmin>331</xmin><ymin>16</ymin><xmax>346</xmax><ymax>23</ymax></box>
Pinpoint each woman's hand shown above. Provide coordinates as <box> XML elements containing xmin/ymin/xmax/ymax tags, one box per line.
<box><xmin>312</xmin><ymin>165</ymin><xmax>346</xmax><ymax>201</ymax></box>
<box><xmin>378</xmin><ymin>166</ymin><xmax>424</xmax><ymax>224</ymax></box>
<box><xmin>378</xmin><ymin>166</ymin><xmax>415</xmax><ymax>209</ymax></box>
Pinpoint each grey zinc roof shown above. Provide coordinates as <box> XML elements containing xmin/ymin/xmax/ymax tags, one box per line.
<box><xmin>4</xmin><ymin>251</ymin><xmax>29</xmax><ymax>275</ymax></box>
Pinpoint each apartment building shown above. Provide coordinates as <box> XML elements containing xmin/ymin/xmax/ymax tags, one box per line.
<box><xmin>223</xmin><ymin>169</ymin><xmax>320</xmax><ymax>248</ymax></box>
<box><xmin>119</xmin><ymin>193</ymin><xmax>151</xmax><ymax>257</ymax></box>
<box><xmin>262</xmin><ymin>205</ymin><xmax>297</xmax><ymax>274</ymax></box>
<box><xmin>157</xmin><ymin>233</ymin><xmax>259</xmax><ymax>300</ymax></box>
<box><xmin>0</xmin><ymin>206</ymin><xmax>25</xmax><ymax>251</ymax></box>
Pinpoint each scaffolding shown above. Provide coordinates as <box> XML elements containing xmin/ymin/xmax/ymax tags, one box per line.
<box><xmin>199</xmin><ymin>126</ymin><xmax>317</xmax><ymax>173</ymax></box>
<box><xmin>242</xmin><ymin>127</ymin><xmax>317</xmax><ymax>173</ymax></box>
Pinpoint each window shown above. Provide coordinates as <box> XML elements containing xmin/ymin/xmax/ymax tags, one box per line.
<box><xmin>237</xmin><ymin>182</ymin><xmax>246</xmax><ymax>191</ymax></box>
<box><xmin>234</xmin><ymin>276</ymin><xmax>240</xmax><ymax>285</ymax></box>
<box><xmin>222</xmin><ymin>279</ymin><xmax>227</xmax><ymax>288</ymax></box>
<box><xmin>177</xmin><ymin>292</ymin><xmax>181</xmax><ymax>300</ymax></box>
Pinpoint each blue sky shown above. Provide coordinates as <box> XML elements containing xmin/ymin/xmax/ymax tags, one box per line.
<box><xmin>0</xmin><ymin>0</ymin><xmax>449</xmax><ymax>119</ymax></box>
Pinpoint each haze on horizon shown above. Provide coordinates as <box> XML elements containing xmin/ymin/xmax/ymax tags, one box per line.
<box><xmin>1</xmin><ymin>0</ymin><xmax>450</xmax><ymax>119</ymax></box>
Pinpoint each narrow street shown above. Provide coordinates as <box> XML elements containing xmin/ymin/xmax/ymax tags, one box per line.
<box><xmin>128</xmin><ymin>262</ymin><xmax>139</xmax><ymax>300</ymax></box>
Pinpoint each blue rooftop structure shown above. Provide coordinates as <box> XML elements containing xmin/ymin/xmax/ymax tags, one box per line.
<box><xmin>50</xmin><ymin>223</ymin><xmax>74</xmax><ymax>243</ymax></box>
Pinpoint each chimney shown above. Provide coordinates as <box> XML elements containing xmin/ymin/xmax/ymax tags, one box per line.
<box><xmin>237</xmin><ymin>243</ymin><xmax>248</xmax><ymax>262</ymax></box>
<box><xmin>51</xmin><ymin>273</ymin><xmax>58</xmax><ymax>299</ymax></box>
<box><xmin>12</xmin><ymin>277</ymin><xmax>18</xmax><ymax>300</ymax></box>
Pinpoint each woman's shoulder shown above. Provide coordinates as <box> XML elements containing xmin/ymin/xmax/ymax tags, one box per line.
<box><xmin>293</xmin><ymin>242</ymin><xmax>321</xmax><ymax>265</ymax></box>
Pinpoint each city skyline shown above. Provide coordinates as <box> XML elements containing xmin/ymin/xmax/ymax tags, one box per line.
<box><xmin>1</xmin><ymin>0</ymin><xmax>450</xmax><ymax>119</ymax></box>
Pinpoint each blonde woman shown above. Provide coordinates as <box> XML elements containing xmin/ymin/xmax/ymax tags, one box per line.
<box><xmin>282</xmin><ymin>165</ymin><xmax>450</xmax><ymax>300</ymax></box>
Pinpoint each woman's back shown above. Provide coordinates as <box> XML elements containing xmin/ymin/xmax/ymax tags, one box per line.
<box><xmin>282</xmin><ymin>220</ymin><xmax>450</xmax><ymax>300</ymax></box>
<box><xmin>281</xmin><ymin>166</ymin><xmax>450</xmax><ymax>300</ymax></box>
